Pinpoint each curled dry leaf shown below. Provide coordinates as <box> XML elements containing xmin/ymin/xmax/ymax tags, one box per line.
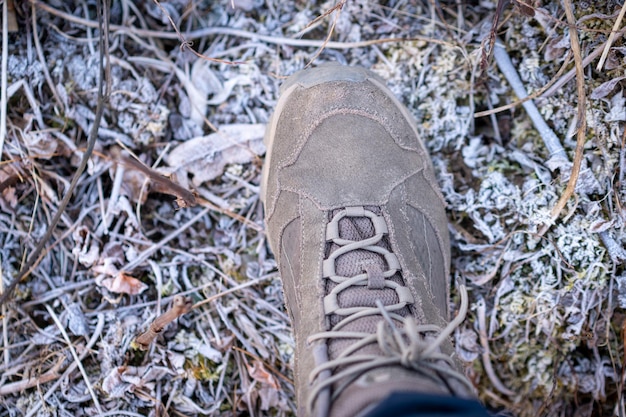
<box><xmin>102</xmin><ymin>365</ymin><xmax>173</xmax><ymax>398</ymax></box>
<box><xmin>96</xmin><ymin>270</ymin><xmax>148</xmax><ymax>295</ymax></box>
<box><xmin>72</xmin><ymin>226</ymin><xmax>100</xmax><ymax>267</ymax></box>
<box><xmin>246</xmin><ymin>359</ymin><xmax>280</xmax><ymax>390</ymax></box>
<box><xmin>165</xmin><ymin>124</ymin><xmax>266</xmax><ymax>186</ymax></box>
<box><xmin>0</xmin><ymin>166</ymin><xmax>20</xmax><ymax>209</ymax></box>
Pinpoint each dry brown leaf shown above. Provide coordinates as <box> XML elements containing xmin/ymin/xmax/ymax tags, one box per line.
<box><xmin>96</xmin><ymin>271</ymin><xmax>148</xmax><ymax>295</ymax></box>
<box><xmin>246</xmin><ymin>359</ymin><xmax>280</xmax><ymax>389</ymax></box>
<box><xmin>0</xmin><ymin>166</ymin><xmax>19</xmax><ymax>209</ymax></box>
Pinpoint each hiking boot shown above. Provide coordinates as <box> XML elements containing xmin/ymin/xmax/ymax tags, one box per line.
<box><xmin>261</xmin><ymin>65</ymin><xmax>474</xmax><ymax>417</ymax></box>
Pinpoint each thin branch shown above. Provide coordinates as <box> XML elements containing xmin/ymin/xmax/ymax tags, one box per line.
<box><xmin>132</xmin><ymin>277</ymin><xmax>271</xmax><ymax>351</ymax></box>
<box><xmin>480</xmin><ymin>0</ymin><xmax>509</xmax><ymax>73</ymax></box>
<box><xmin>119</xmin><ymin>153</ymin><xmax>197</xmax><ymax>208</ymax></box>
<box><xmin>474</xmin><ymin>51</ymin><xmax>571</xmax><ymax>118</ymax></box>
<box><xmin>305</xmin><ymin>0</ymin><xmax>345</xmax><ymax>68</ymax></box>
<box><xmin>151</xmin><ymin>0</ymin><xmax>241</xmax><ymax>65</ymax></box>
<box><xmin>0</xmin><ymin>0</ymin><xmax>8</xmax><ymax>159</ymax></box>
<box><xmin>32</xmin><ymin>1</ymin><xmax>458</xmax><ymax>50</ymax></box>
<box><xmin>0</xmin><ymin>356</ymin><xmax>64</xmax><ymax>395</ymax></box>
<box><xmin>545</xmin><ymin>0</ymin><xmax>588</xmax><ymax>227</ymax></box>
<box><xmin>121</xmin><ymin>207</ymin><xmax>211</xmax><ymax>272</ymax></box>
<box><xmin>492</xmin><ymin>41</ymin><xmax>567</xmax><ymax>162</ymax></box>
<box><xmin>191</xmin><ymin>277</ymin><xmax>267</xmax><ymax>310</ymax></box>
<box><xmin>476</xmin><ymin>299</ymin><xmax>516</xmax><ymax>397</ymax></box>
<box><xmin>133</xmin><ymin>295</ymin><xmax>193</xmax><ymax>350</ymax></box>
<box><xmin>31</xmin><ymin>1</ymin><xmax>63</xmax><ymax>109</ymax></box>
<box><xmin>0</xmin><ymin>0</ymin><xmax>9</xmax><ymax>372</ymax></box>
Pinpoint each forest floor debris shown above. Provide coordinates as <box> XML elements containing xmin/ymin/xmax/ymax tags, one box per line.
<box><xmin>0</xmin><ymin>1</ymin><xmax>625</xmax><ymax>416</ymax></box>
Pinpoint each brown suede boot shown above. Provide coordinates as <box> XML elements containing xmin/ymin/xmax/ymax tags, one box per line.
<box><xmin>261</xmin><ymin>65</ymin><xmax>475</xmax><ymax>417</ymax></box>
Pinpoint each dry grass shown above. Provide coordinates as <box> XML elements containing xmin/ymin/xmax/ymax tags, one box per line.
<box><xmin>0</xmin><ymin>0</ymin><xmax>625</xmax><ymax>416</ymax></box>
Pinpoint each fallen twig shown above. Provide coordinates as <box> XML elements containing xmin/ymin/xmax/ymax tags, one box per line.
<box><xmin>492</xmin><ymin>41</ymin><xmax>568</xmax><ymax>162</ymax></box>
<box><xmin>0</xmin><ymin>0</ymin><xmax>8</xmax><ymax>159</ymax></box>
<box><xmin>544</xmin><ymin>0</ymin><xmax>588</xmax><ymax>229</ymax></box>
<box><xmin>31</xmin><ymin>1</ymin><xmax>63</xmax><ymax>109</ymax></box>
<box><xmin>121</xmin><ymin>207</ymin><xmax>211</xmax><ymax>272</ymax></box>
<box><xmin>119</xmin><ymin>153</ymin><xmax>197</xmax><ymax>208</ymax></box>
<box><xmin>305</xmin><ymin>0</ymin><xmax>345</xmax><ymax>68</ymax></box>
<box><xmin>132</xmin><ymin>276</ymin><xmax>273</xmax><ymax>351</ymax></box>
<box><xmin>133</xmin><ymin>295</ymin><xmax>193</xmax><ymax>350</ymax></box>
<box><xmin>32</xmin><ymin>1</ymin><xmax>458</xmax><ymax>50</ymax></box>
<box><xmin>0</xmin><ymin>355</ymin><xmax>64</xmax><ymax>395</ymax></box>
<box><xmin>474</xmin><ymin>51</ymin><xmax>571</xmax><ymax>118</ymax></box>
<box><xmin>476</xmin><ymin>299</ymin><xmax>516</xmax><ymax>397</ymax></box>
<box><xmin>151</xmin><ymin>0</ymin><xmax>241</xmax><ymax>65</ymax></box>
<box><xmin>541</xmin><ymin>26</ymin><xmax>626</xmax><ymax>98</ymax></box>
<box><xmin>480</xmin><ymin>0</ymin><xmax>508</xmax><ymax>73</ymax></box>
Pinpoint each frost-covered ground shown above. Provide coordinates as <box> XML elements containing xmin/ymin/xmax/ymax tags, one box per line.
<box><xmin>1</xmin><ymin>1</ymin><xmax>625</xmax><ymax>416</ymax></box>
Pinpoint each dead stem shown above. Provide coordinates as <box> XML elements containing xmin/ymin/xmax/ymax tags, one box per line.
<box><xmin>30</xmin><ymin>1</ymin><xmax>63</xmax><ymax>109</ymax></box>
<box><xmin>541</xmin><ymin>26</ymin><xmax>626</xmax><ymax>99</ymax></box>
<box><xmin>305</xmin><ymin>1</ymin><xmax>345</xmax><ymax>68</ymax></box>
<box><xmin>121</xmin><ymin>207</ymin><xmax>211</xmax><ymax>272</ymax></box>
<box><xmin>476</xmin><ymin>299</ymin><xmax>515</xmax><ymax>397</ymax></box>
<box><xmin>474</xmin><ymin>51</ymin><xmax>572</xmax><ymax>118</ymax></box>
<box><xmin>544</xmin><ymin>0</ymin><xmax>588</xmax><ymax>231</ymax></box>
<box><xmin>119</xmin><ymin>153</ymin><xmax>197</xmax><ymax>208</ymax></box>
<box><xmin>134</xmin><ymin>295</ymin><xmax>193</xmax><ymax>350</ymax></box>
<box><xmin>151</xmin><ymin>0</ymin><xmax>242</xmax><ymax>65</ymax></box>
<box><xmin>45</xmin><ymin>304</ymin><xmax>103</xmax><ymax>414</ymax></box>
<box><xmin>0</xmin><ymin>356</ymin><xmax>63</xmax><ymax>395</ymax></box>
<box><xmin>0</xmin><ymin>0</ymin><xmax>8</xmax><ymax>159</ymax></box>
<box><xmin>480</xmin><ymin>0</ymin><xmax>507</xmax><ymax>73</ymax></box>
<box><xmin>32</xmin><ymin>1</ymin><xmax>458</xmax><ymax>50</ymax></box>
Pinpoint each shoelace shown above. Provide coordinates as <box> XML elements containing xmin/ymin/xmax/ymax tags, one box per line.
<box><xmin>306</xmin><ymin>206</ymin><xmax>473</xmax><ymax>414</ymax></box>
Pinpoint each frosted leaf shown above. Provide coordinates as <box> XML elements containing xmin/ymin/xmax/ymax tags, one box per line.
<box><xmin>101</xmin><ymin>367</ymin><xmax>127</xmax><ymax>398</ymax></box>
<box><xmin>23</xmin><ymin>129</ymin><xmax>57</xmax><ymax>159</ymax></box>
<box><xmin>605</xmin><ymin>93</ymin><xmax>626</xmax><ymax>122</ymax></box>
<box><xmin>509</xmin><ymin>150</ymin><xmax>552</xmax><ymax>184</ymax></box>
<box><xmin>166</xmin><ymin>124</ymin><xmax>266</xmax><ymax>186</ymax></box>
<box><xmin>589</xmin><ymin>76</ymin><xmax>626</xmax><ymax>100</ymax></box>
<box><xmin>65</xmin><ymin>303</ymin><xmax>89</xmax><ymax>337</ymax></box>
<box><xmin>95</xmin><ymin>270</ymin><xmax>148</xmax><ymax>295</ymax></box>
<box><xmin>462</xmin><ymin>137</ymin><xmax>489</xmax><ymax>169</ymax></box>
